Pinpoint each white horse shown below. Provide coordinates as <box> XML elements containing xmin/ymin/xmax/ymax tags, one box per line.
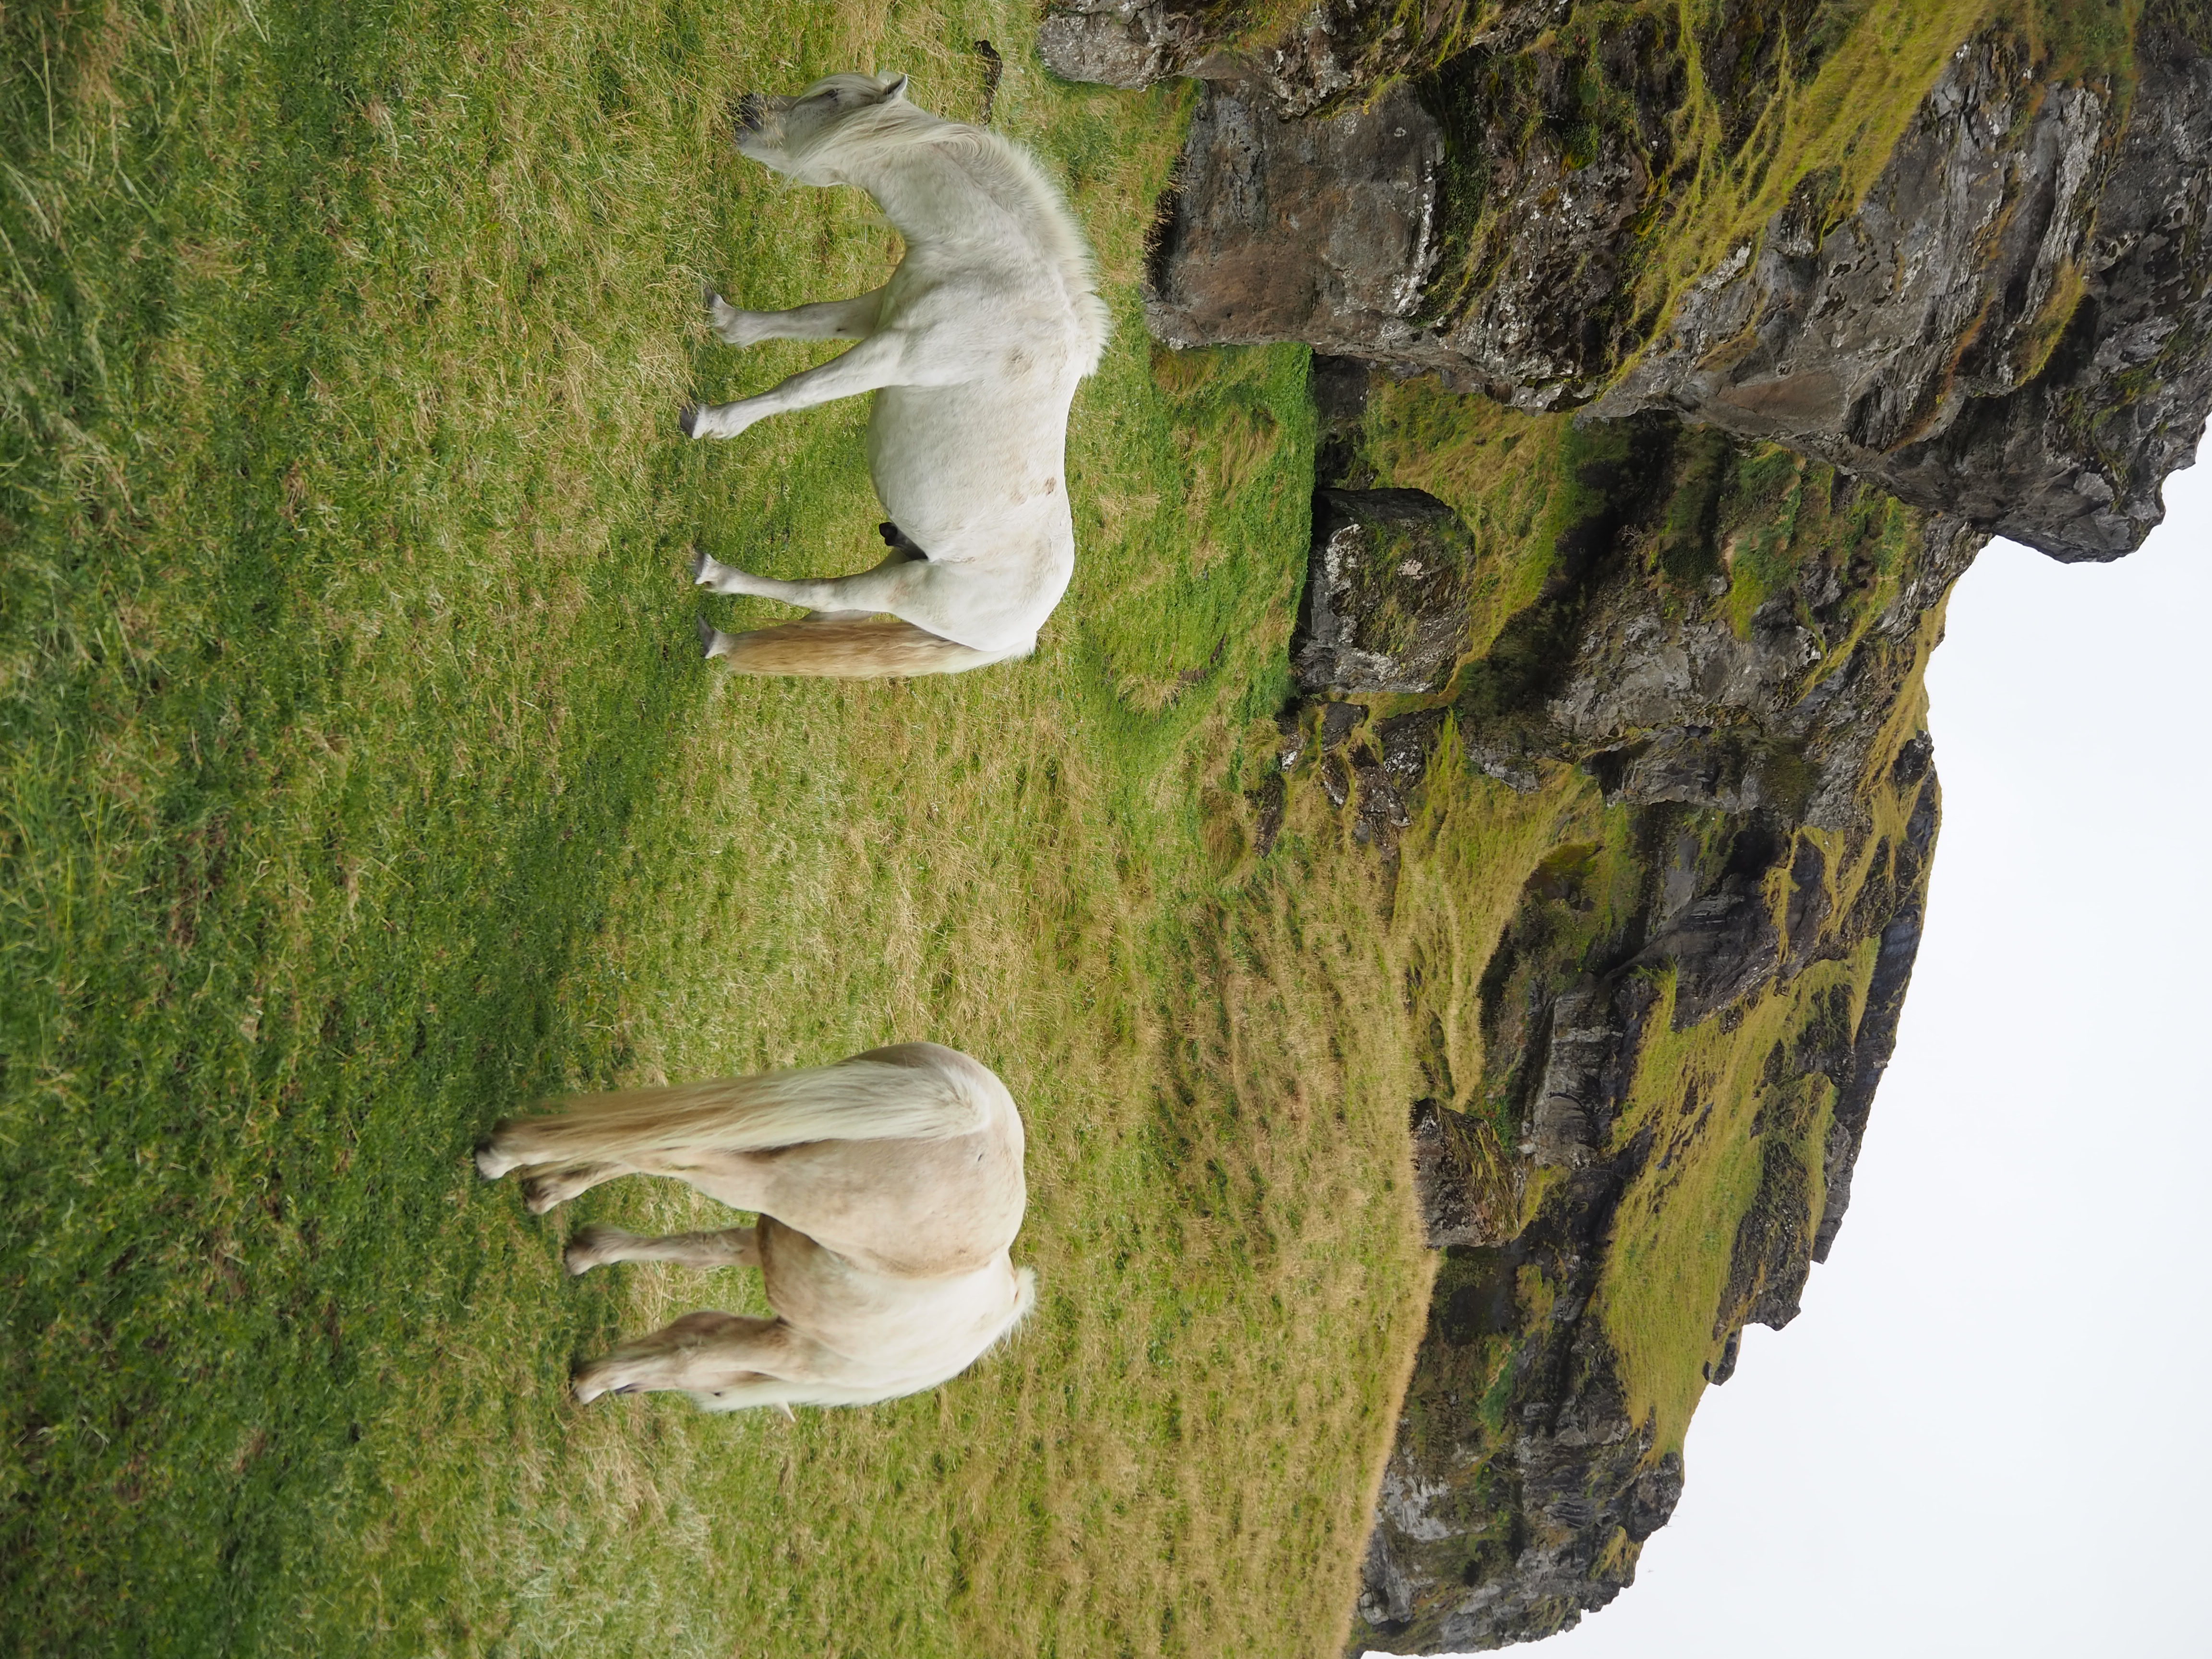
<box><xmin>475</xmin><ymin>1042</ymin><xmax>1033</xmax><ymax>1412</ymax></box>
<box><xmin>682</xmin><ymin>71</ymin><xmax>1110</xmax><ymax>678</ymax></box>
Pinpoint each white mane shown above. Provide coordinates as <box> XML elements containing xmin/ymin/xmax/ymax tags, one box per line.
<box><xmin>793</xmin><ymin>98</ymin><xmax>1111</xmax><ymax>378</ymax></box>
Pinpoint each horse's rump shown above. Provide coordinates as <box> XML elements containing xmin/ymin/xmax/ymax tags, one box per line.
<box><xmin>479</xmin><ymin>1031</ymin><xmax>1034</xmax><ymax>1415</ymax></box>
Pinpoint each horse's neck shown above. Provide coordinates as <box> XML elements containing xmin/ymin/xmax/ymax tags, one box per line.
<box><xmin>847</xmin><ymin>146</ymin><xmax>1007</xmax><ymax>251</ymax></box>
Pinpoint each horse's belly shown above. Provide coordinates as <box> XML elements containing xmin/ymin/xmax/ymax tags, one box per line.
<box><xmin>867</xmin><ymin>387</ymin><xmax>1069</xmax><ymax>547</ymax></box>
<box><xmin>760</xmin><ymin>1226</ymin><xmax>1013</xmax><ymax>1375</ymax></box>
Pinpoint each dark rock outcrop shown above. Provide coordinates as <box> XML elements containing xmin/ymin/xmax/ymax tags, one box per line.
<box><xmin>1294</xmin><ymin>490</ymin><xmax>1481</xmax><ymax>693</ymax></box>
<box><xmin>1359</xmin><ymin>1071</ymin><xmax>1689</xmax><ymax>1650</ymax></box>
<box><xmin>1410</xmin><ymin>1097</ymin><xmax>1508</xmax><ymax>1248</ymax></box>
<box><xmin>1042</xmin><ymin>0</ymin><xmax>1572</xmax><ymax>116</ymax></box>
<box><xmin>1278</xmin><ymin>377</ymin><xmax>1975</xmax><ymax>1648</ymax></box>
<box><xmin>1592</xmin><ymin>26</ymin><xmax>2212</xmax><ymax>561</ymax></box>
<box><xmin>1145</xmin><ymin>82</ymin><xmax>1444</xmax><ymax>358</ymax></box>
<box><xmin>1087</xmin><ymin>3</ymin><xmax>2212</xmax><ymax>560</ymax></box>
<box><xmin>1038</xmin><ymin>0</ymin><xmax>1216</xmax><ymax>93</ymax></box>
<box><xmin>1142</xmin><ymin>47</ymin><xmax>1682</xmax><ymax>407</ymax></box>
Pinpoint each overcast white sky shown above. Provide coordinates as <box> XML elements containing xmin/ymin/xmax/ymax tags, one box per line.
<box><xmin>1372</xmin><ymin>441</ymin><xmax>2212</xmax><ymax>1659</ymax></box>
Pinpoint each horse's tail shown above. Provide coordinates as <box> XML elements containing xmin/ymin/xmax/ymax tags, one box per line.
<box><xmin>479</xmin><ymin>1049</ymin><xmax>1007</xmax><ymax>1172</ymax></box>
<box><xmin>703</xmin><ymin>614</ymin><xmax>1026</xmax><ymax>678</ymax></box>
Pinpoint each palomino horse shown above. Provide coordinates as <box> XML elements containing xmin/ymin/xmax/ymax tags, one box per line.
<box><xmin>682</xmin><ymin>71</ymin><xmax>1109</xmax><ymax>677</ymax></box>
<box><xmin>475</xmin><ymin>1043</ymin><xmax>1033</xmax><ymax>1412</ymax></box>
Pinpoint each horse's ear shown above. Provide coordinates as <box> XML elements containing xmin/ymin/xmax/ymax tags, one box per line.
<box><xmin>881</xmin><ymin>73</ymin><xmax>909</xmax><ymax>102</ymax></box>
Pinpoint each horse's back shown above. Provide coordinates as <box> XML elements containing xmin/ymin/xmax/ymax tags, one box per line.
<box><xmin>876</xmin><ymin>131</ymin><xmax>1105</xmax><ymax>380</ymax></box>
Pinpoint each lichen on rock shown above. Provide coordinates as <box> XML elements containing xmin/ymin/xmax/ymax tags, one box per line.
<box><xmin>1084</xmin><ymin>0</ymin><xmax>2212</xmax><ymax>560</ymax></box>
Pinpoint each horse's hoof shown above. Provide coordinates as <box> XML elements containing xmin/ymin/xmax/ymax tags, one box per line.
<box><xmin>678</xmin><ymin>404</ymin><xmax>700</xmax><ymax>439</ymax></box>
<box><xmin>522</xmin><ymin>1177</ymin><xmax>565</xmax><ymax>1216</ymax></box>
<box><xmin>564</xmin><ymin>1227</ymin><xmax>609</xmax><ymax>1275</ymax></box>
<box><xmin>572</xmin><ymin>1358</ymin><xmax>611</xmax><ymax>1404</ymax></box>
<box><xmin>687</xmin><ymin>547</ymin><xmax>709</xmax><ymax>583</ymax></box>
<box><xmin>474</xmin><ymin>1138</ymin><xmax>511</xmax><ymax>1180</ymax></box>
<box><xmin>696</xmin><ymin>616</ymin><xmax>724</xmax><ymax>661</ymax></box>
<box><xmin>734</xmin><ymin>92</ymin><xmax>766</xmax><ymax>136</ymax></box>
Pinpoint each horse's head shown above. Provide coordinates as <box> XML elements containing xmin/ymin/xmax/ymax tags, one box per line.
<box><xmin>733</xmin><ymin>72</ymin><xmax>913</xmax><ymax>180</ymax></box>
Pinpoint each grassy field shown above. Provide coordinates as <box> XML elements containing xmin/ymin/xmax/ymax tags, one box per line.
<box><xmin>0</xmin><ymin>3</ymin><xmax>1467</xmax><ymax>1652</ymax></box>
<box><xmin>2</xmin><ymin>0</ymin><xmax>2036</xmax><ymax>1650</ymax></box>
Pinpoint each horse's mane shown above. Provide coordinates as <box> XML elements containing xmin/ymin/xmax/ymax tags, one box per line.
<box><xmin>944</xmin><ymin>128</ymin><xmax>1112</xmax><ymax>378</ymax></box>
<box><xmin>801</xmin><ymin>100</ymin><xmax>1112</xmax><ymax>378</ymax></box>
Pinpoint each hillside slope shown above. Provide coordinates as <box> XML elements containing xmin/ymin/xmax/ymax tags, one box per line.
<box><xmin>1046</xmin><ymin>0</ymin><xmax>2212</xmax><ymax>1647</ymax></box>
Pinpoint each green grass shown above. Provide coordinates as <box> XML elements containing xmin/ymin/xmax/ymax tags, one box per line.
<box><xmin>1595</xmin><ymin>951</ymin><xmax>1865</xmax><ymax>1454</ymax></box>
<box><xmin>1356</xmin><ymin>384</ymin><xmax>1578</xmax><ymax>657</ymax></box>
<box><xmin>0</xmin><ymin>4</ymin><xmax>1454</xmax><ymax>1653</ymax></box>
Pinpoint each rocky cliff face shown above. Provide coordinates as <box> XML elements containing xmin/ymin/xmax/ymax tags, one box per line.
<box><xmin>1588</xmin><ymin>22</ymin><xmax>2212</xmax><ymax>562</ymax></box>
<box><xmin>1058</xmin><ymin>0</ymin><xmax>2212</xmax><ymax>561</ymax></box>
<box><xmin>1047</xmin><ymin>1</ymin><xmax>2210</xmax><ymax>1649</ymax></box>
<box><xmin>1285</xmin><ymin>378</ymin><xmax>1966</xmax><ymax>1648</ymax></box>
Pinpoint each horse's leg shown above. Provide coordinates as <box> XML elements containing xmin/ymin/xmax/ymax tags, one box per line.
<box><xmin>573</xmin><ymin>1310</ymin><xmax>807</xmax><ymax>1404</ymax></box>
<box><xmin>690</xmin><ymin>545</ymin><xmax>923</xmax><ymax>618</ymax></box>
<box><xmin>706</xmin><ymin>285</ymin><xmax>884</xmax><ymax>347</ymax></box>
<box><xmin>512</xmin><ymin>1161</ymin><xmax>625</xmax><ymax>1215</ymax></box>
<box><xmin>564</xmin><ymin>1223</ymin><xmax>759</xmax><ymax>1276</ymax></box>
<box><xmin>483</xmin><ymin>1136</ymin><xmax>750</xmax><ymax>1217</ymax></box>
<box><xmin>694</xmin><ymin>567</ymin><xmax>902</xmax><ymax>660</ymax></box>
<box><xmin>682</xmin><ymin>332</ymin><xmax>912</xmax><ymax>440</ymax></box>
<box><xmin>479</xmin><ymin>1121</ymin><xmax>732</xmax><ymax>1183</ymax></box>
